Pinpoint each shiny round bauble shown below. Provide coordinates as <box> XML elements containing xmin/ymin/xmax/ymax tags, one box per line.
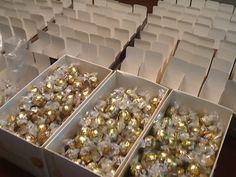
<box><xmin>61</xmin><ymin>104</ymin><xmax>73</xmax><ymax>117</ymax></box>
<box><xmin>30</xmin><ymin>86</ymin><xmax>39</xmax><ymax>94</ymax></box>
<box><xmin>187</xmin><ymin>164</ymin><xmax>200</xmax><ymax>177</ymax></box>
<box><xmin>45</xmin><ymin>109</ymin><xmax>57</xmax><ymax>122</ymax></box>
<box><xmin>182</xmin><ymin>139</ymin><xmax>192</xmax><ymax>148</ymax></box>
<box><xmin>54</xmin><ymin>93</ymin><xmax>64</xmax><ymax>103</ymax></box>
<box><xmin>131</xmin><ymin>127</ymin><xmax>142</xmax><ymax>138</ymax></box>
<box><xmin>128</xmin><ymin>118</ymin><xmax>140</xmax><ymax>128</ymax></box>
<box><xmin>74</xmin><ymin>135</ymin><xmax>89</xmax><ymax>148</ymax></box>
<box><xmin>204</xmin><ymin>155</ymin><xmax>215</xmax><ymax>167</ymax></box>
<box><xmin>25</xmin><ymin>134</ymin><xmax>36</xmax><ymax>144</ymax></box>
<box><xmin>67</xmin><ymin>74</ymin><xmax>76</xmax><ymax>84</ymax></box>
<box><xmin>66</xmin><ymin>94</ymin><xmax>75</xmax><ymax>105</ymax></box>
<box><xmin>143</xmin><ymin>104</ymin><xmax>156</xmax><ymax>115</ymax></box>
<box><xmin>87</xmin><ymin>162</ymin><xmax>101</xmax><ymax>175</ymax></box>
<box><xmin>55</xmin><ymin>79</ymin><xmax>66</xmax><ymax>88</ymax></box>
<box><xmin>82</xmin><ymin>87</ymin><xmax>91</xmax><ymax>99</ymax></box>
<box><xmin>105</xmin><ymin>104</ymin><xmax>116</xmax><ymax>114</ymax></box>
<box><xmin>37</xmin><ymin>131</ymin><xmax>49</xmax><ymax>145</ymax></box>
<box><xmin>150</xmin><ymin>97</ymin><xmax>160</xmax><ymax>106</ymax></box>
<box><xmin>130</xmin><ymin>162</ymin><xmax>143</xmax><ymax>176</ymax></box>
<box><xmin>17</xmin><ymin>111</ymin><xmax>28</xmax><ymax>120</ymax></box>
<box><xmin>38</xmin><ymin>124</ymin><xmax>47</xmax><ymax>133</ymax></box>
<box><xmin>8</xmin><ymin>115</ymin><xmax>16</xmax><ymax>124</ymax></box>
<box><xmin>142</xmin><ymin>152</ymin><xmax>158</xmax><ymax>168</ymax></box>
<box><xmin>177</xmin><ymin>167</ymin><xmax>185</xmax><ymax>176</ymax></box>
<box><xmin>120</xmin><ymin>140</ymin><xmax>132</xmax><ymax>156</ymax></box>
<box><xmin>95</xmin><ymin>115</ymin><xmax>106</xmax><ymax>126</ymax></box>
<box><xmin>80</xmin><ymin>127</ymin><xmax>92</xmax><ymax>137</ymax></box>
<box><xmin>118</xmin><ymin>110</ymin><xmax>131</xmax><ymax>124</ymax></box>
<box><xmin>109</xmin><ymin>97</ymin><xmax>117</xmax><ymax>105</ymax></box>
<box><xmin>177</xmin><ymin>121</ymin><xmax>187</xmax><ymax>131</ymax></box>
<box><xmin>44</xmin><ymin>82</ymin><xmax>53</xmax><ymax>92</ymax></box>
<box><xmin>159</xmin><ymin>152</ymin><xmax>167</xmax><ymax>162</ymax></box>
<box><xmin>73</xmin><ymin>80</ymin><xmax>83</xmax><ymax>89</ymax></box>
<box><xmin>32</xmin><ymin>94</ymin><xmax>46</xmax><ymax>107</ymax></box>
<box><xmin>68</xmin><ymin>65</ymin><xmax>80</xmax><ymax>75</ymax></box>
<box><xmin>80</xmin><ymin>153</ymin><xmax>93</xmax><ymax>165</ymax></box>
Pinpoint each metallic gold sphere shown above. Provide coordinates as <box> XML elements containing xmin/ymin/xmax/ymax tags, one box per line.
<box><xmin>187</xmin><ymin>164</ymin><xmax>200</xmax><ymax>177</ymax></box>
<box><xmin>32</xmin><ymin>94</ymin><xmax>45</xmax><ymax>107</ymax></box>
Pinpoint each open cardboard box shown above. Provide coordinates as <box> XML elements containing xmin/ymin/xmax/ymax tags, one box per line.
<box><xmin>199</xmin><ymin>69</ymin><xmax>229</xmax><ymax>104</ymax></box>
<box><xmin>219</xmin><ymin>80</ymin><xmax>236</xmax><ymax>114</ymax></box>
<box><xmin>0</xmin><ymin>55</ymin><xmax>112</xmax><ymax>177</ymax></box>
<box><xmin>119</xmin><ymin>90</ymin><xmax>233</xmax><ymax>177</ymax></box>
<box><xmin>161</xmin><ymin>57</ymin><xmax>206</xmax><ymax>96</ymax></box>
<box><xmin>44</xmin><ymin>70</ymin><xmax>169</xmax><ymax>177</ymax></box>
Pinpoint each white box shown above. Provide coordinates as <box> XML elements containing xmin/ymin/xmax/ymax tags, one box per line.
<box><xmin>119</xmin><ymin>90</ymin><xmax>233</xmax><ymax>177</ymax></box>
<box><xmin>0</xmin><ymin>55</ymin><xmax>112</xmax><ymax>177</ymax></box>
<box><xmin>44</xmin><ymin>71</ymin><xmax>169</xmax><ymax>177</ymax></box>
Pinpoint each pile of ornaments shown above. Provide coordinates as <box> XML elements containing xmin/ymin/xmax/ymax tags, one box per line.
<box><xmin>62</xmin><ymin>87</ymin><xmax>163</xmax><ymax>177</ymax></box>
<box><xmin>0</xmin><ymin>64</ymin><xmax>100</xmax><ymax>146</ymax></box>
<box><xmin>128</xmin><ymin>104</ymin><xmax>223</xmax><ymax>177</ymax></box>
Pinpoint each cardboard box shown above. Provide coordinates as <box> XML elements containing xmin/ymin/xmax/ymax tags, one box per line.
<box><xmin>119</xmin><ymin>90</ymin><xmax>233</xmax><ymax>177</ymax></box>
<box><xmin>0</xmin><ymin>55</ymin><xmax>112</xmax><ymax>177</ymax></box>
<box><xmin>44</xmin><ymin>71</ymin><xmax>169</xmax><ymax>177</ymax></box>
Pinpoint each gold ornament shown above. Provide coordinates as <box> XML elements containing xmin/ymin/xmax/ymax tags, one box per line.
<box><xmin>128</xmin><ymin>118</ymin><xmax>140</xmax><ymax>128</ymax></box>
<box><xmin>73</xmin><ymin>80</ymin><xmax>83</xmax><ymax>89</ymax></box>
<box><xmin>68</xmin><ymin>65</ymin><xmax>79</xmax><ymax>75</ymax></box>
<box><xmin>37</xmin><ymin>132</ymin><xmax>49</xmax><ymax>145</ymax></box>
<box><xmin>67</xmin><ymin>74</ymin><xmax>75</xmax><ymax>84</ymax></box>
<box><xmin>44</xmin><ymin>82</ymin><xmax>53</xmax><ymax>92</ymax></box>
<box><xmin>38</xmin><ymin>124</ymin><xmax>47</xmax><ymax>132</ymax></box>
<box><xmin>187</xmin><ymin>164</ymin><xmax>200</xmax><ymax>177</ymax></box>
<box><xmin>159</xmin><ymin>152</ymin><xmax>167</xmax><ymax>162</ymax></box>
<box><xmin>130</xmin><ymin>162</ymin><xmax>143</xmax><ymax>176</ymax></box>
<box><xmin>61</xmin><ymin>104</ymin><xmax>73</xmax><ymax>117</ymax></box>
<box><xmin>54</xmin><ymin>93</ymin><xmax>64</xmax><ymax>103</ymax></box>
<box><xmin>182</xmin><ymin>139</ymin><xmax>192</xmax><ymax>148</ymax></box>
<box><xmin>144</xmin><ymin>104</ymin><xmax>156</xmax><ymax>115</ymax></box>
<box><xmin>131</xmin><ymin>127</ymin><xmax>142</xmax><ymax>138</ymax></box>
<box><xmin>32</xmin><ymin>94</ymin><xmax>45</xmax><ymax>107</ymax></box>
<box><xmin>25</xmin><ymin>134</ymin><xmax>36</xmax><ymax>144</ymax></box>
<box><xmin>177</xmin><ymin>121</ymin><xmax>186</xmax><ymax>131</ymax></box>
<box><xmin>120</xmin><ymin>140</ymin><xmax>132</xmax><ymax>156</ymax></box>
<box><xmin>66</xmin><ymin>94</ymin><xmax>75</xmax><ymax>105</ymax></box>
<box><xmin>150</xmin><ymin>97</ymin><xmax>160</xmax><ymax>106</ymax></box>
<box><xmin>118</xmin><ymin>110</ymin><xmax>131</xmax><ymax>124</ymax></box>
<box><xmin>75</xmin><ymin>135</ymin><xmax>89</xmax><ymax>148</ymax></box>
<box><xmin>56</xmin><ymin>79</ymin><xmax>66</xmax><ymax>88</ymax></box>
<box><xmin>205</xmin><ymin>155</ymin><xmax>215</xmax><ymax>167</ymax></box>
<box><xmin>82</xmin><ymin>87</ymin><xmax>91</xmax><ymax>99</ymax></box>
<box><xmin>45</xmin><ymin>109</ymin><xmax>57</xmax><ymax>122</ymax></box>
<box><xmin>105</xmin><ymin>104</ymin><xmax>116</xmax><ymax>113</ymax></box>
<box><xmin>177</xmin><ymin>167</ymin><xmax>185</xmax><ymax>176</ymax></box>
<box><xmin>109</xmin><ymin>97</ymin><xmax>117</xmax><ymax>104</ymax></box>
<box><xmin>7</xmin><ymin>115</ymin><xmax>16</xmax><ymax>124</ymax></box>
<box><xmin>80</xmin><ymin>154</ymin><xmax>92</xmax><ymax>164</ymax></box>
<box><xmin>87</xmin><ymin>162</ymin><xmax>101</xmax><ymax>175</ymax></box>
<box><xmin>80</xmin><ymin>127</ymin><xmax>92</xmax><ymax>137</ymax></box>
<box><xmin>30</xmin><ymin>86</ymin><xmax>39</xmax><ymax>93</ymax></box>
<box><xmin>95</xmin><ymin>115</ymin><xmax>105</xmax><ymax>126</ymax></box>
